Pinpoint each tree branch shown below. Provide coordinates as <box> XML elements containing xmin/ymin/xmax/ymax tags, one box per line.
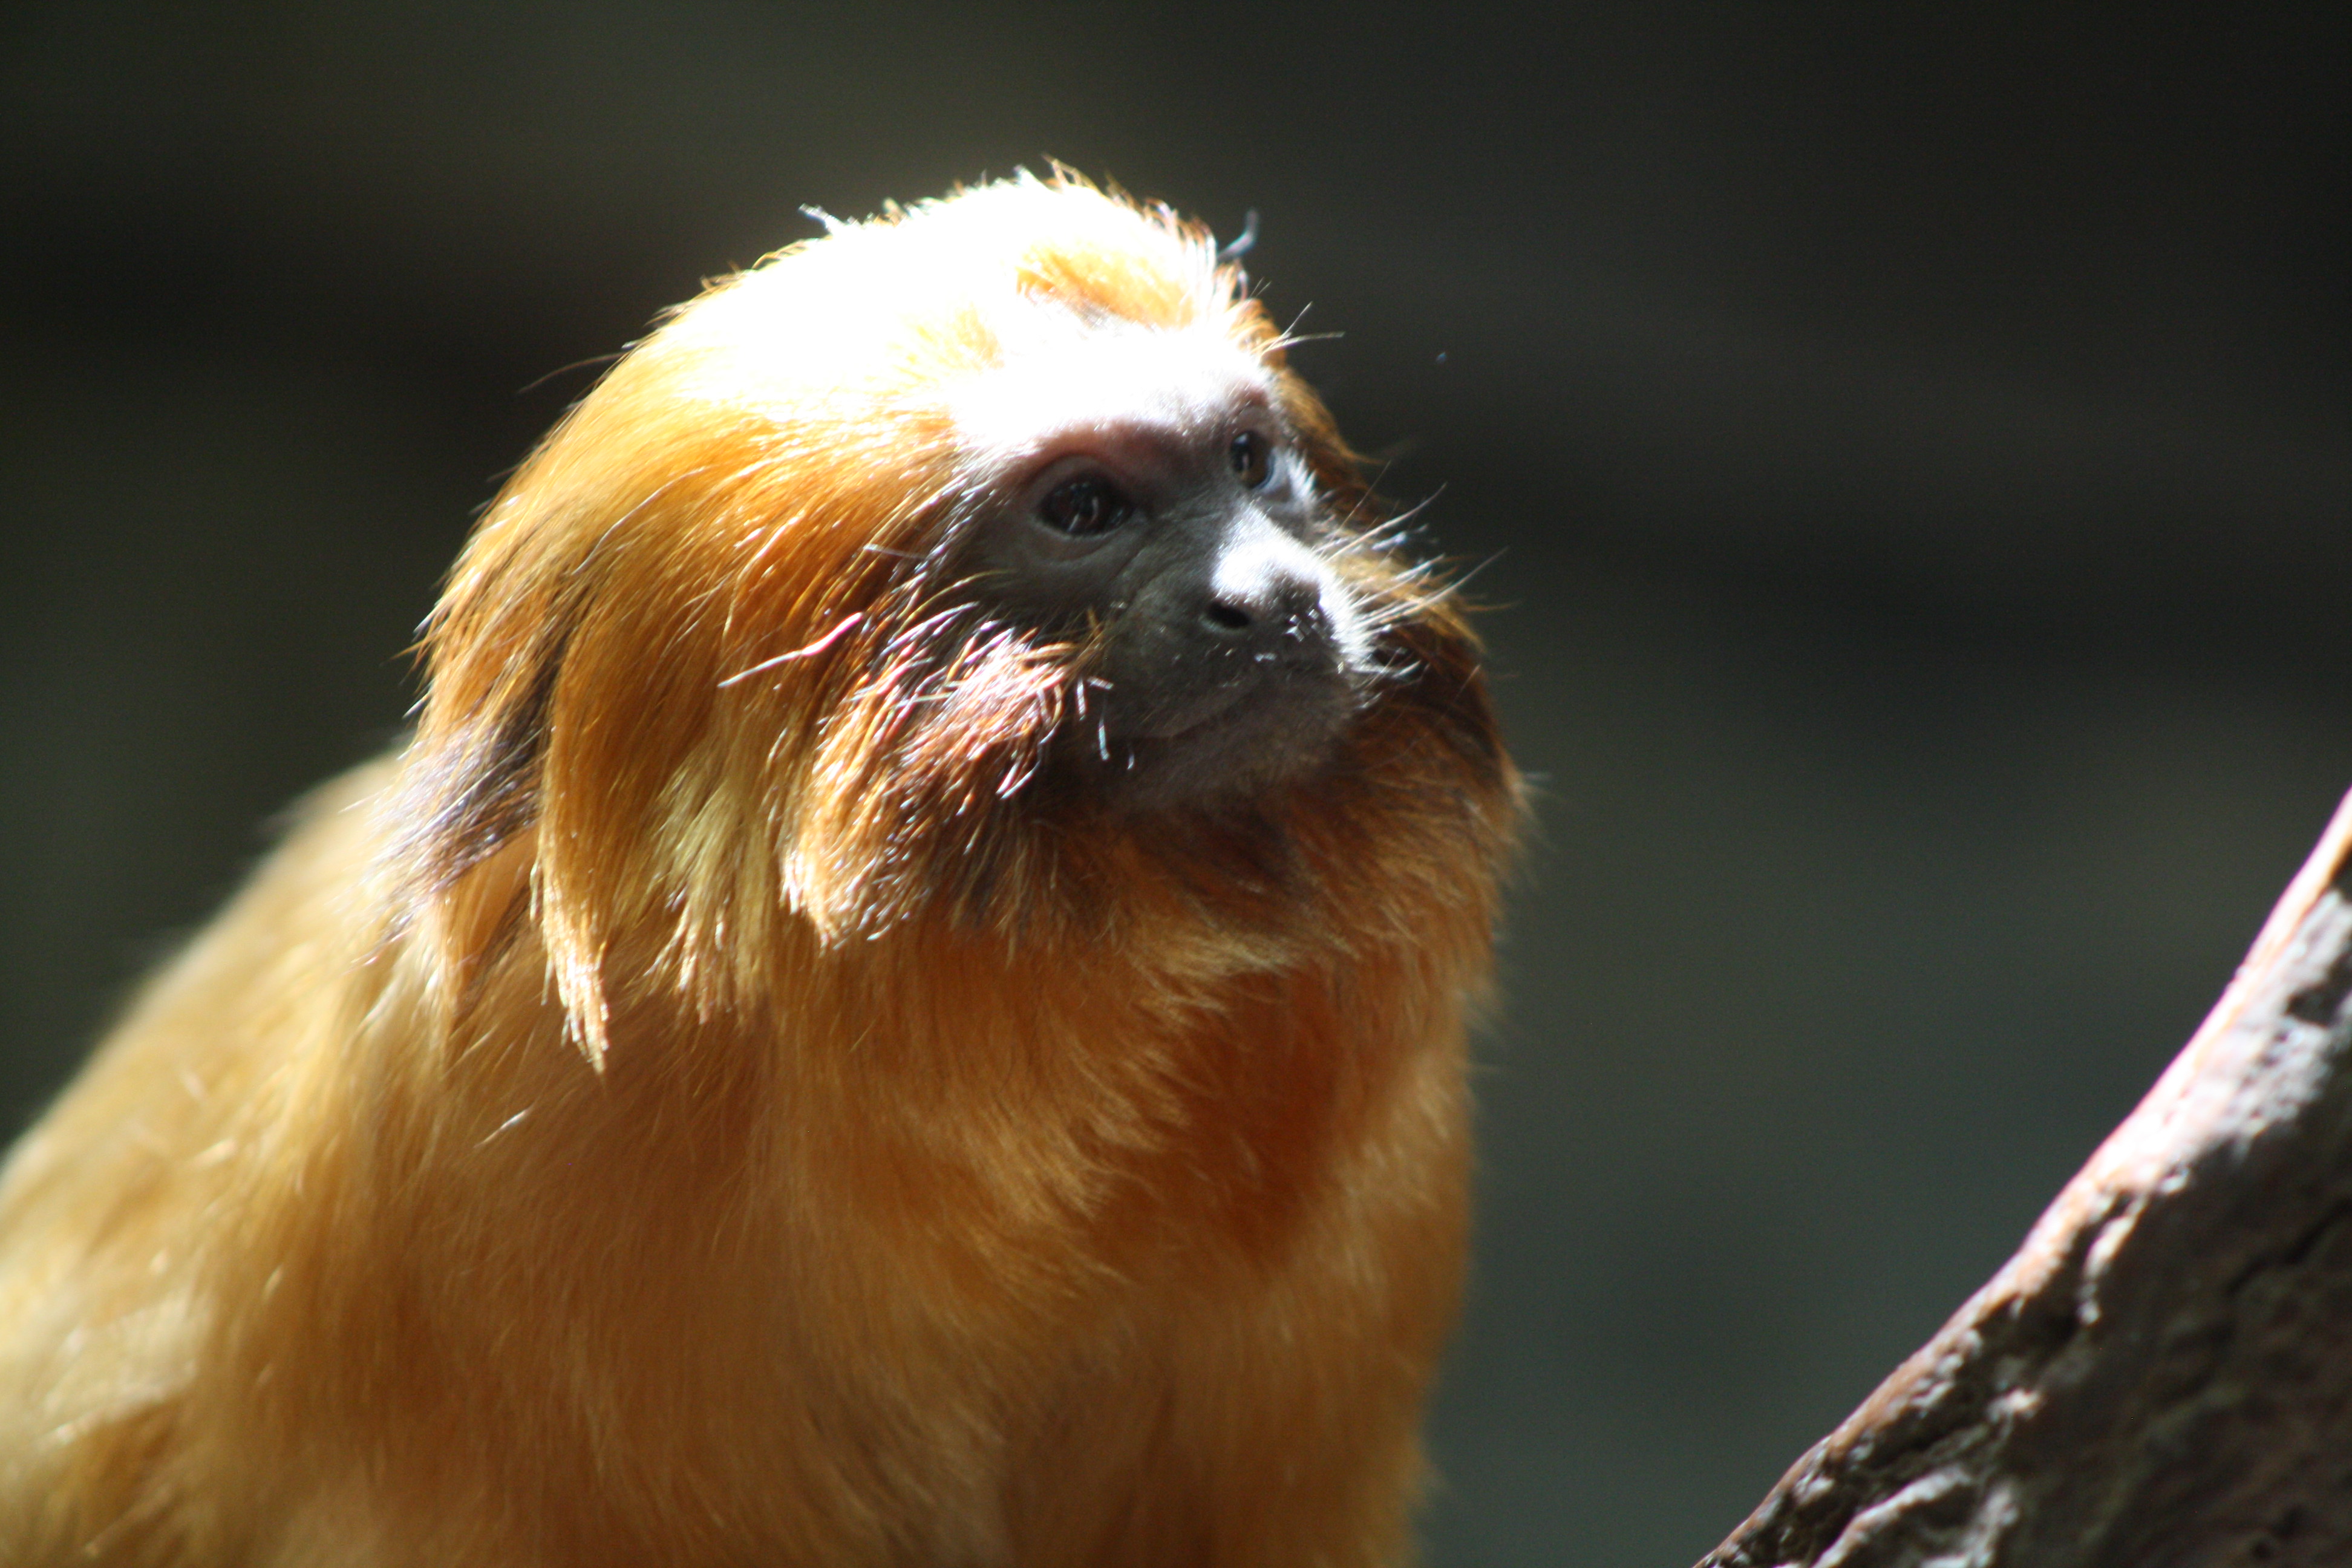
<box><xmin>1701</xmin><ymin>786</ymin><xmax>2352</xmax><ymax>1568</ymax></box>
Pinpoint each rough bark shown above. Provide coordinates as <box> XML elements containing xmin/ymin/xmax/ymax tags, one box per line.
<box><xmin>1701</xmin><ymin>786</ymin><xmax>2352</xmax><ymax>1568</ymax></box>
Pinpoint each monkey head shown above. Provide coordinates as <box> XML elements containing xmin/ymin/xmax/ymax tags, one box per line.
<box><xmin>396</xmin><ymin>174</ymin><xmax>1511</xmax><ymax>1059</ymax></box>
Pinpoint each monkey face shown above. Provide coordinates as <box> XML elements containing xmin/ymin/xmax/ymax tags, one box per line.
<box><xmin>950</xmin><ymin>316</ymin><xmax>1374</xmax><ymax>808</ymax></box>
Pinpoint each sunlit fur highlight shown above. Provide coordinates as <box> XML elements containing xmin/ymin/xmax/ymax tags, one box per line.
<box><xmin>0</xmin><ymin>174</ymin><xmax>1518</xmax><ymax>1566</ymax></box>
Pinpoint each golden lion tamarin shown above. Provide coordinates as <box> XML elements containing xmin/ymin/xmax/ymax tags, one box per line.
<box><xmin>0</xmin><ymin>174</ymin><xmax>1518</xmax><ymax>1566</ymax></box>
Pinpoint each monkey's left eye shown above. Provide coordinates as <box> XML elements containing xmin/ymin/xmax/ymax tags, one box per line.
<box><xmin>1229</xmin><ymin>431</ymin><xmax>1271</xmax><ymax>489</ymax></box>
<box><xmin>1037</xmin><ymin>475</ymin><xmax>1134</xmax><ymax>537</ymax></box>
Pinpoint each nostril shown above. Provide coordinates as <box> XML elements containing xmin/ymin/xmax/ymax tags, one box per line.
<box><xmin>1203</xmin><ymin>535</ymin><xmax>1333</xmax><ymax>641</ymax></box>
<box><xmin>1201</xmin><ymin>598</ymin><xmax>1255</xmax><ymax>634</ymax></box>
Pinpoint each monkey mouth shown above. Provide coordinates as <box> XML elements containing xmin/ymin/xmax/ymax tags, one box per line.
<box><xmin>1080</xmin><ymin>653</ymin><xmax>1365</xmax><ymax>809</ymax></box>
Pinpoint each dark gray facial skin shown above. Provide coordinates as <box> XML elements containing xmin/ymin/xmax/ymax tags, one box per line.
<box><xmin>950</xmin><ymin>339</ymin><xmax>1375</xmax><ymax>811</ymax></box>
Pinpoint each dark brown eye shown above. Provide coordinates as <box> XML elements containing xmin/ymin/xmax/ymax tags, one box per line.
<box><xmin>1229</xmin><ymin>431</ymin><xmax>1270</xmax><ymax>489</ymax></box>
<box><xmin>1036</xmin><ymin>475</ymin><xmax>1132</xmax><ymax>536</ymax></box>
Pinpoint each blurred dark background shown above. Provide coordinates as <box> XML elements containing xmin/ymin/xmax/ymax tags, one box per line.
<box><xmin>2</xmin><ymin>3</ymin><xmax>2345</xmax><ymax>1561</ymax></box>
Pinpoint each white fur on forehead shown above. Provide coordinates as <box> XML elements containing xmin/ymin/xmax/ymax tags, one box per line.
<box><xmin>946</xmin><ymin>307</ymin><xmax>1278</xmax><ymax>473</ymax></box>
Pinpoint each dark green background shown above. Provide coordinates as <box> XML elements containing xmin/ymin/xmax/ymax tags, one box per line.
<box><xmin>3</xmin><ymin>5</ymin><xmax>2347</xmax><ymax>1561</ymax></box>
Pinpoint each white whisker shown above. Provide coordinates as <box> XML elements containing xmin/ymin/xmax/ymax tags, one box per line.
<box><xmin>717</xmin><ymin>613</ymin><xmax>866</xmax><ymax>687</ymax></box>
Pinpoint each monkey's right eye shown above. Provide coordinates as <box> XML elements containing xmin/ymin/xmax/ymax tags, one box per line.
<box><xmin>1036</xmin><ymin>475</ymin><xmax>1133</xmax><ymax>537</ymax></box>
<box><xmin>1229</xmin><ymin>431</ymin><xmax>1270</xmax><ymax>489</ymax></box>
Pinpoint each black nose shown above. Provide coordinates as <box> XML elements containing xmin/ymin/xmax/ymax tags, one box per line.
<box><xmin>1202</xmin><ymin>579</ymin><xmax>1321</xmax><ymax>632</ymax></box>
<box><xmin>1200</xmin><ymin>539</ymin><xmax>1329</xmax><ymax>642</ymax></box>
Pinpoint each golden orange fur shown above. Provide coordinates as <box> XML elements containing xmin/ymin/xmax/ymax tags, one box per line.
<box><xmin>0</xmin><ymin>174</ymin><xmax>1518</xmax><ymax>1566</ymax></box>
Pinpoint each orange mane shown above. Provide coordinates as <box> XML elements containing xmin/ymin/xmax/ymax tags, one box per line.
<box><xmin>394</xmin><ymin>174</ymin><xmax>1513</xmax><ymax>1068</ymax></box>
